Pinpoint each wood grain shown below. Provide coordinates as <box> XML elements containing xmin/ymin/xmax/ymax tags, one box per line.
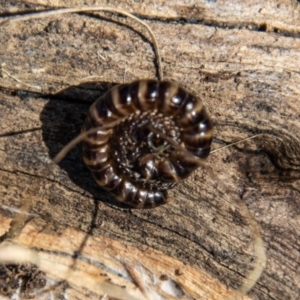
<box><xmin>0</xmin><ymin>1</ymin><xmax>300</xmax><ymax>299</ymax></box>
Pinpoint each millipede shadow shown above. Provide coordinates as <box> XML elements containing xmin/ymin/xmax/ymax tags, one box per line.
<box><xmin>40</xmin><ymin>81</ymin><xmax>134</xmax><ymax>209</ymax></box>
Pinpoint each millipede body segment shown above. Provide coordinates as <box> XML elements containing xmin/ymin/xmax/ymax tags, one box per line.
<box><xmin>82</xmin><ymin>80</ymin><xmax>213</xmax><ymax>208</ymax></box>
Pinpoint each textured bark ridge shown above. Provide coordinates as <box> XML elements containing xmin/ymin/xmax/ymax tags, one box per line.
<box><xmin>0</xmin><ymin>1</ymin><xmax>300</xmax><ymax>300</ymax></box>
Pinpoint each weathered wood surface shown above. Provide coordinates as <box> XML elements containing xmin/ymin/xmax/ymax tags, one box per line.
<box><xmin>0</xmin><ymin>1</ymin><xmax>300</xmax><ymax>299</ymax></box>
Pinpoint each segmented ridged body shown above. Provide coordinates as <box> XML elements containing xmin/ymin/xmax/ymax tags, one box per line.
<box><xmin>82</xmin><ymin>80</ymin><xmax>213</xmax><ymax>208</ymax></box>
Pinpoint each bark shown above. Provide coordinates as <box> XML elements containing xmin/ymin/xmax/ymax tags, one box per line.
<box><xmin>0</xmin><ymin>1</ymin><xmax>299</xmax><ymax>299</ymax></box>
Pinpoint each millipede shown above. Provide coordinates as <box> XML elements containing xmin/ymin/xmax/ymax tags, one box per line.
<box><xmin>81</xmin><ymin>79</ymin><xmax>213</xmax><ymax>208</ymax></box>
<box><xmin>0</xmin><ymin>5</ymin><xmax>267</xmax><ymax>298</ymax></box>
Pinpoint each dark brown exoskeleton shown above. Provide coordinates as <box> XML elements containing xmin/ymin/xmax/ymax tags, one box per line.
<box><xmin>82</xmin><ymin>79</ymin><xmax>213</xmax><ymax>208</ymax></box>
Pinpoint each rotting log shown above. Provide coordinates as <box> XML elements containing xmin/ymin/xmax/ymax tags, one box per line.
<box><xmin>0</xmin><ymin>1</ymin><xmax>300</xmax><ymax>299</ymax></box>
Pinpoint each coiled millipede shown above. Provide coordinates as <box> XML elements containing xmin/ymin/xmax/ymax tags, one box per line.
<box><xmin>82</xmin><ymin>80</ymin><xmax>213</xmax><ymax>208</ymax></box>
